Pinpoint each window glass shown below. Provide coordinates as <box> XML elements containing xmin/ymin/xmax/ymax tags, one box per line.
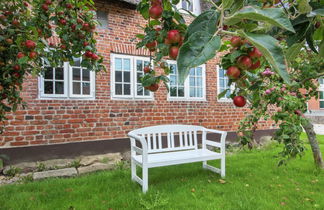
<box><xmin>218</xmin><ymin>68</ymin><xmax>231</xmax><ymax>99</ymax></box>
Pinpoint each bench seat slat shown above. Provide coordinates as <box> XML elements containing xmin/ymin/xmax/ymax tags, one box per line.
<box><xmin>133</xmin><ymin>149</ymin><xmax>222</xmax><ymax>168</ymax></box>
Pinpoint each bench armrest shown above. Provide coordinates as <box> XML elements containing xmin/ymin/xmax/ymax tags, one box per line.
<box><xmin>128</xmin><ymin>132</ymin><xmax>148</xmax><ymax>164</ymax></box>
<box><xmin>203</xmin><ymin>129</ymin><xmax>227</xmax><ymax>153</ymax></box>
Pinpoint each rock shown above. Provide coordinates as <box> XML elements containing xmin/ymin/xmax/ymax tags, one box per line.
<box><xmin>79</xmin><ymin>153</ymin><xmax>122</xmax><ymax>166</ymax></box>
<box><xmin>78</xmin><ymin>163</ymin><xmax>114</xmax><ymax>175</ymax></box>
<box><xmin>33</xmin><ymin>168</ymin><xmax>77</xmax><ymax>180</ymax></box>
<box><xmin>121</xmin><ymin>151</ymin><xmax>131</xmax><ymax>161</ymax></box>
<box><xmin>259</xmin><ymin>136</ymin><xmax>273</xmax><ymax>147</ymax></box>
<box><xmin>39</xmin><ymin>158</ymin><xmax>74</xmax><ymax>169</ymax></box>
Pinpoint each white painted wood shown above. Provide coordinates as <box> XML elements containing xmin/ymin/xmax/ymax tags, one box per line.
<box><xmin>128</xmin><ymin>124</ymin><xmax>227</xmax><ymax>193</ymax></box>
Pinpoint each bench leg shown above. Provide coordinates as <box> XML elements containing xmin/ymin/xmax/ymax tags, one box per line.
<box><xmin>221</xmin><ymin>157</ymin><xmax>225</xmax><ymax>178</ymax></box>
<box><xmin>142</xmin><ymin>166</ymin><xmax>148</xmax><ymax>193</ymax></box>
<box><xmin>131</xmin><ymin>159</ymin><xmax>136</xmax><ymax>181</ymax></box>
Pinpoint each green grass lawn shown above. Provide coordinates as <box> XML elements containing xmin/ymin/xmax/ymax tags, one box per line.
<box><xmin>0</xmin><ymin>135</ymin><xmax>324</xmax><ymax>210</ymax></box>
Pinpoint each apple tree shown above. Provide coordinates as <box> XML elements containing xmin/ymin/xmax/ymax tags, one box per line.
<box><xmin>0</xmin><ymin>0</ymin><xmax>104</xmax><ymax>133</ymax></box>
<box><xmin>136</xmin><ymin>0</ymin><xmax>324</xmax><ymax>168</ymax></box>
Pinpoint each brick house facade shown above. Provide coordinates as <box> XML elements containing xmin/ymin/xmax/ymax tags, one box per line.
<box><xmin>0</xmin><ymin>0</ymin><xmax>277</xmax><ymax>151</ymax></box>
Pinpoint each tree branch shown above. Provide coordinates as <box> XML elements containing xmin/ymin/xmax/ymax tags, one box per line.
<box><xmin>300</xmin><ymin>72</ymin><xmax>324</xmax><ymax>84</ymax></box>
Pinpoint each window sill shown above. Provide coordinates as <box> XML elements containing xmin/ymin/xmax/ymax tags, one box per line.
<box><xmin>167</xmin><ymin>98</ymin><xmax>207</xmax><ymax>102</ymax></box>
<box><xmin>217</xmin><ymin>99</ymin><xmax>233</xmax><ymax>103</ymax></box>
<box><xmin>111</xmin><ymin>97</ymin><xmax>155</xmax><ymax>101</ymax></box>
<box><xmin>38</xmin><ymin>97</ymin><xmax>96</xmax><ymax>101</ymax></box>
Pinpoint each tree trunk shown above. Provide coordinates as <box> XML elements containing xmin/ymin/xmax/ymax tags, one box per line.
<box><xmin>302</xmin><ymin>120</ymin><xmax>324</xmax><ymax>169</ymax></box>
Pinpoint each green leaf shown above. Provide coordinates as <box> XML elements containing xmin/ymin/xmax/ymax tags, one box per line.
<box><xmin>184</xmin><ymin>10</ymin><xmax>220</xmax><ymax>41</ymax></box>
<box><xmin>239</xmin><ymin>31</ymin><xmax>291</xmax><ymax>83</ymax></box>
<box><xmin>286</xmin><ymin>42</ymin><xmax>304</xmax><ymax>62</ymax></box>
<box><xmin>177</xmin><ymin>32</ymin><xmax>221</xmax><ymax>83</ymax></box>
<box><xmin>319</xmin><ymin>40</ymin><xmax>324</xmax><ymax>57</ymax></box>
<box><xmin>312</xmin><ymin>8</ymin><xmax>324</xmax><ymax>16</ymax></box>
<box><xmin>149</xmin><ymin>19</ymin><xmax>160</xmax><ymax>26</ymax></box>
<box><xmin>225</xmin><ymin>6</ymin><xmax>295</xmax><ymax>33</ymax></box>
<box><xmin>297</xmin><ymin>0</ymin><xmax>312</xmax><ymax>14</ymax></box>
<box><xmin>136</xmin><ymin>34</ymin><xmax>145</xmax><ymax>39</ymax></box>
<box><xmin>218</xmin><ymin>89</ymin><xmax>229</xmax><ymax>99</ymax></box>
<box><xmin>223</xmin><ymin>0</ymin><xmax>234</xmax><ymax>10</ymax></box>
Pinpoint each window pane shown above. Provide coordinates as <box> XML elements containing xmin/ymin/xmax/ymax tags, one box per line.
<box><xmin>319</xmin><ymin>78</ymin><xmax>323</xmax><ymax>85</ymax></box>
<box><xmin>178</xmin><ymin>87</ymin><xmax>184</xmax><ymax>97</ymax></box>
<box><xmin>82</xmin><ymin>69</ymin><xmax>90</xmax><ymax>81</ymax></box>
<box><xmin>170</xmin><ymin>87</ymin><xmax>177</xmax><ymax>96</ymax></box>
<box><xmin>320</xmin><ymin>101</ymin><xmax>324</xmax><ymax>108</ymax></box>
<box><xmin>182</xmin><ymin>0</ymin><xmax>187</xmax><ymax>9</ymax></box>
<box><xmin>136</xmin><ymin>60</ymin><xmax>143</xmax><ymax>72</ymax></box>
<box><xmin>96</xmin><ymin>11</ymin><xmax>108</xmax><ymax>29</ymax></box>
<box><xmin>219</xmin><ymin>69</ymin><xmax>225</xmax><ymax>77</ymax></box>
<box><xmin>44</xmin><ymin>81</ymin><xmax>53</xmax><ymax>94</ymax></box>
<box><xmin>144</xmin><ymin>89</ymin><xmax>150</xmax><ymax>96</ymax></box>
<box><xmin>197</xmin><ymin>88</ymin><xmax>203</xmax><ymax>97</ymax></box>
<box><xmin>115</xmin><ymin>58</ymin><xmax>122</xmax><ymax>70</ymax></box>
<box><xmin>144</xmin><ymin>61</ymin><xmax>150</xmax><ymax>67</ymax></box>
<box><xmin>196</xmin><ymin>67</ymin><xmax>202</xmax><ymax>76</ymax></box>
<box><xmin>55</xmin><ymin>68</ymin><xmax>64</xmax><ymax>80</ymax></box>
<box><xmin>188</xmin><ymin>0</ymin><xmax>193</xmax><ymax>11</ymax></box>
<box><xmin>197</xmin><ymin>77</ymin><xmax>202</xmax><ymax>86</ymax></box>
<box><xmin>189</xmin><ymin>68</ymin><xmax>195</xmax><ymax>76</ymax></box>
<box><xmin>124</xmin><ymin>84</ymin><xmax>131</xmax><ymax>95</ymax></box>
<box><xmin>73</xmin><ymin>82</ymin><xmax>81</xmax><ymax>94</ymax></box>
<box><xmin>55</xmin><ymin>82</ymin><xmax>64</xmax><ymax>94</ymax></box>
<box><xmin>123</xmin><ymin>59</ymin><xmax>130</xmax><ymax>71</ymax></box>
<box><xmin>44</xmin><ymin>67</ymin><xmax>53</xmax><ymax>79</ymax></box>
<box><xmin>190</xmin><ymin>87</ymin><xmax>195</xmax><ymax>97</ymax></box>
<box><xmin>82</xmin><ymin>83</ymin><xmax>90</xmax><ymax>95</ymax></box>
<box><xmin>124</xmin><ymin>72</ymin><xmax>130</xmax><ymax>82</ymax></box>
<box><xmin>189</xmin><ymin>77</ymin><xmax>195</xmax><ymax>86</ymax></box>
<box><xmin>115</xmin><ymin>71</ymin><xmax>122</xmax><ymax>82</ymax></box>
<box><xmin>137</xmin><ymin>85</ymin><xmax>143</xmax><ymax>96</ymax></box>
<box><xmin>170</xmin><ymin>64</ymin><xmax>177</xmax><ymax>74</ymax></box>
<box><xmin>320</xmin><ymin>91</ymin><xmax>324</xmax><ymax>99</ymax></box>
<box><xmin>115</xmin><ymin>84</ymin><xmax>122</xmax><ymax>95</ymax></box>
<box><xmin>170</xmin><ymin>76</ymin><xmax>177</xmax><ymax>85</ymax></box>
<box><xmin>137</xmin><ymin>72</ymin><xmax>143</xmax><ymax>83</ymax></box>
<box><xmin>73</xmin><ymin>68</ymin><xmax>81</xmax><ymax>81</ymax></box>
<box><xmin>73</xmin><ymin>57</ymin><xmax>81</xmax><ymax>67</ymax></box>
<box><xmin>220</xmin><ymin>79</ymin><xmax>225</xmax><ymax>88</ymax></box>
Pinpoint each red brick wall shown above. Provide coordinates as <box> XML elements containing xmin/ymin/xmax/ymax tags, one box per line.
<box><xmin>0</xmin><ymin>0</ymin><xmax>276</xmax><ymax>148</ymax></box>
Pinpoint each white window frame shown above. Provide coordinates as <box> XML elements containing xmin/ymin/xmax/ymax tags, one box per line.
<box><xmin>216</xmin><ymin>65</ymin><xmax>235</xmax><ymax>102</ymax></box>
<box><xmin>176</xmin><ymin>0</ymin><xmax>201</xmax><ymax>15</ymax></box>
<box><xmin>167</xmin><ymin>60</ymin><xmax>206</xmax><ymax>101</ymax></box>
<box><xmin>38</xmin><ymin>61</ymin><xmax>96</xmax><ymax>100</ymax></box>
<box><xmin>110</xmin><ymin>54</ymin><xmax>154</xmax><ymax>100</ymax></box>
<box><xmin>319</xmin><ymin>78</ymin><xmax>324</xmax><ymax>109</ymax></box>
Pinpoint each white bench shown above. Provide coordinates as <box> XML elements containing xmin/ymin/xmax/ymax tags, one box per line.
<box><xmin>128</xmin><ymin>125</ymin><xmax>227</xmax><ymax>193</ymax></box>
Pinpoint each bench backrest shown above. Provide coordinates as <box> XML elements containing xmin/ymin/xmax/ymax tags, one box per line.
<box><xmin>129</xmin><ymin>124</ymin><xmax>205</xmax><ymax>154</ymax></box>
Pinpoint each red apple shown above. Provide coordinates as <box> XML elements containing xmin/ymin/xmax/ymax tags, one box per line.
<box><xmin>6</xmin><ymin>38</ymin><xmax>13</xmax><ymax>44</ymax></box>
<box><xmin>45</xmin><ymin>0</ymin><xmax>52</xmax><ymax>5</ymax></box>
<box><xmin>13</xmin><ymin>72</ymin><xmax>20</xmax><ymax>78</ymax></box>
<box><xmin>145</xmin><ymin>41</ymin><xmax>157</xmax><ymax>49</ymax></box>
<box><xmin>71</xmin><ymin>24</ymin><xmax>76</xmax><ymax>30</ymax></box>
<box><xmin>41</xmin><ymin>4</ymin><xmax>49</xmax><ymax>11</ymax></box>
<box><xmin>167</xmin><ymin>30</ymin><xmax>181</xmax><ymax>44</ymax></box>
<box><xmin>82</xmin><ymin>23</ymin><xmax>89</xmax><ymax>30</ymax></box>
<box><xmin>13</xmin><ymin>65</ymin><xmax>20</xmax><ymax>71</ymax></box>
<box><xmin>226</xmin><ymin>66</ymin><xmax>241</xmax><ymax>79</ymax></box>
<box><xmin>149</xmin><ymin>5</ymin><xmax>163</xmax><ymax>19</ymax></box>
<box><xmin>144</xmin><ymin>66</ymin><xmax>151</xmax><ymax>74</ymax></box>
<box><xmin>60</xmin><ymin>44</ymin><xmax>66</xmax><ymax>50</ymax></box>
<box><xmin>249</xmin><ymin>60</ymin><xmax>261</xmax><ymax>70</ymax></box>
<box><xmin>315</xmin><ymin>22</ymin><xmax>320</xmax><ymax>29</ymax></box>
<box><xmin>91</xmin><ymin>53</ymin><xmax>99</xmax><ymax>60</ymax></box>
<box><xmin>58</xmin><ymin>11</ymin><xmax>64</xmax><ymax>16</ymax></box>
<box><xmin>25</xmin><ymin>40</ymin><xmax>36</xmax><ymax>49</ymax></box>
<box><xmin>66</xmin><ymin>3</ymin><xmax>73</xmax><ymax>9</ymax></box>
<box><xmin>233</xmin><ymin>96</ymin><xmax>246</xmax><ymax>107</ymax></box>
<box><xmin>17</xmin><ymin>52</ymin><xmax>25</xmax><ymax>58</ymax></box>
<box><xmin>4</xmin><ymin>11</ymin><xmax>12</xmax><ymax>16</ymax></box>
<box><xmin>83</xmin><ymin>41</ymin><xmax>89</xmax><ymax>46</ymax></box>
<box><xmin>23</xmin><ymin>2</ymin><xmax>29</xmax><ymax>6</ymax></box>
<box><xmin>85</xmin><ymin>51</ymin><xmax>93</xmax><ymax>58</ymax></box>
<box><xmin>12</xmin><ymin>19</ymin><xmax>19</xmax><ymax>26</ymax></box>
<box><xmin>169</xmin><ymin>46</ymin><xmax>179</xmax><ymax>60</ymax></box>
<box><xmin>249</xmin><ymin>47</ymin><xmax>262</xmax><ymax>58</ymax></box>
<box><xmin>230</xmin><ymin>36</ymin><xmax>242</xmax><ymax>47</ymax></box>
<box><xmin>59</xmin><ymin>19</ymin><xmax>67</xmax><ymax>25</ymax></box>
<box><xmin>29</xmin><ymin>51</ymin><xmax>37</xmax><ymax>59</ymax></box>
<box><xmin>237</xmin><ymin>56</ymin><xmax>252</xmax><ymax>70</ymax></box>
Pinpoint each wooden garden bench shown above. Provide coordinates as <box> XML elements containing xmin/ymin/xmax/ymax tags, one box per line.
<box><xmin>128</xmin><ymin>125</ymin><xmax>227</xmax><ymax>193</ymax></box>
